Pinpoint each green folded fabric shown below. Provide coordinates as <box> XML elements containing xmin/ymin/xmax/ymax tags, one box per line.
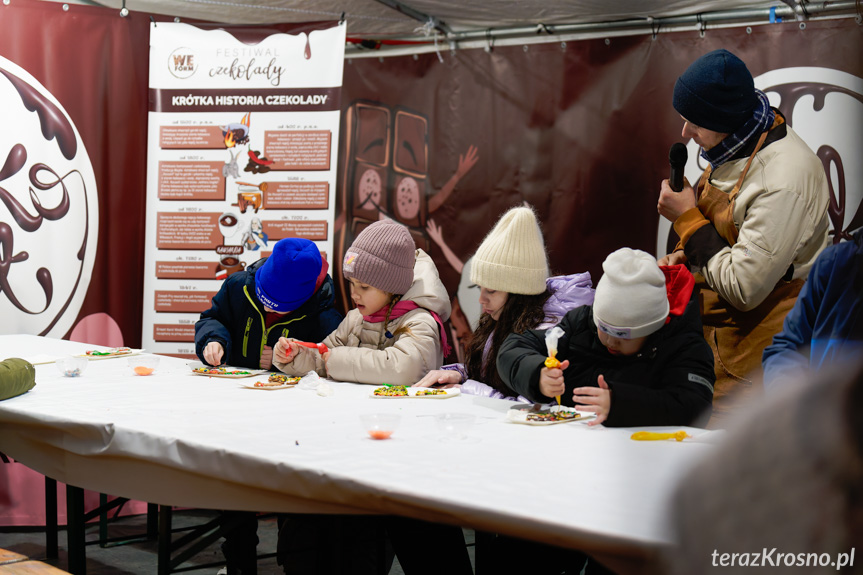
<box><xmin>0</xmin><ymin>358</ymin><xmax>36</xmax><ymax>401</ymax></box>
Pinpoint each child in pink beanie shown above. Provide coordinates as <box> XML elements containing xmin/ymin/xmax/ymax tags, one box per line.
<box><xmin>273</xmin><ymin>219</ymin><xmax>451</xmax><ymax>385</ymax></box>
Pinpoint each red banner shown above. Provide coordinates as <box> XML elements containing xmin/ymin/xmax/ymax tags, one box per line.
<box><xmin>336</xmin><ymin>20</ymin><xmax>863</xmax><ymax>345</ymax></box>
<box><xmin>1</xmin><ymin>1</ymin><xmax>860</xmax><ymax>356</ymax></box>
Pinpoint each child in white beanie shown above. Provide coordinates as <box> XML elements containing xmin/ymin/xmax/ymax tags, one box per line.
<box><xmin>498</xmin><ymin>247</ymin><xmax>714</xmax><ymax>427</ymax></box>
<box><xmin>273</xmin><ymin>218</ymin><xmax>451</xmax><ymax>385</ymax></box>
<box><xmin>414</xmin><ymin>205</ymin><xmax>594</xmax><ymax>399</ymax></box>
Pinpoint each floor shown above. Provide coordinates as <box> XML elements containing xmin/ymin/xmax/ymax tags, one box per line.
<box><xmin>0</xmin><ymin>509</ymin><xmax>476</xmax><ymax>574</ymax></box>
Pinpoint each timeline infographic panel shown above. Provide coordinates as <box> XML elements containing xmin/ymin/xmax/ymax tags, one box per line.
<box><xmin>143</xmin><ymin>22</ymin><xmax>345</xmax><ymax>357</ymax></box>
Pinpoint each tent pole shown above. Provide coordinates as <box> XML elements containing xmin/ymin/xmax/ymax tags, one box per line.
<box><xmin>346</xmin><ymin>0</ymin><xmax>858</xmax><ymax>56</ymax></box>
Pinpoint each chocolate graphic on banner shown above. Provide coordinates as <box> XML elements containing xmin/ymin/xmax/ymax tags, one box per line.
<box><xmin>767</xmin><ymin>80</ymin><xmax>863</xmax><ymax>242</ymax></box>
<box><xmin>336</xmin><ymin>99</ymin><xmax>480</xmax><ymax>321</ymax></box>
<box><xmin>0</xmin><ymin>57</ymin><xmax>98</xmax><ymax>338</ymax></box>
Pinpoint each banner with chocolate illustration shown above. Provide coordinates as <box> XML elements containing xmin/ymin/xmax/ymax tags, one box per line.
<box><xmin>0</xmin><ymin>1</ymin><xmax>152</xmax><ymax>346</ymax></box>
<box><xmin>142</xmin><ymin>22</ymin><xmax>345</xmax><ymax>357</ymax></box>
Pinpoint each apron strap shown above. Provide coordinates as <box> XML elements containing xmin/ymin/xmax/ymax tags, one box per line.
<box><xmin>728</xmin><ymin>130</ymin><xmax>769</xmax><ymax>202</ymax></box>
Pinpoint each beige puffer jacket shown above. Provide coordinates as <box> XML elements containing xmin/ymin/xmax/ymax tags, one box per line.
<box><xmin>699</xmin><ymin>126</ymin><xmax>830</xmax><ymax>311</ymax></box>
<box><xmin>273</xmin><ymin>249</ymin><xmax>451</xmax><ymax>385</ymax></box>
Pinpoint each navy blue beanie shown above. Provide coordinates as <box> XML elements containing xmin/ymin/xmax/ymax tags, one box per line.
<box><xmin>673</xmin><ymin>49</ymin><xmax>758</xmax><ymax>134</ymax></box>
<box><xmin>255</xmin><ymin>238</ymin><xmax>322</xmax><ymax>312</ymax></box>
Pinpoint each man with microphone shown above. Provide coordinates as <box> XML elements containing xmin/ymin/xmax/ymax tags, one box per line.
<box><xmin>656</xmin><ymin>49</ymin><xmax>829</xmax><ymax>426</ymax></box>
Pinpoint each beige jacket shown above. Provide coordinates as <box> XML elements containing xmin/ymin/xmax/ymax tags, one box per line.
<box><xmin>273</xmin><ymin>249</ymin><xmax>452</xmax><ymax>385</ymax></box>
<box><xmin>697</xmin><ymin>127</ymin><xmax>829</xmax><ymax>311</ymax></box>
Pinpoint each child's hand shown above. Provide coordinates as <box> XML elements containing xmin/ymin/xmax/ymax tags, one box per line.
<box><xmin>321</xmin><ymin>351</ymin><xmax>330</xmax><ymax>375</ymax></box>
<box><xmin>203</xmin><ymin>341</ymin><xmax>225</xmax><ymax>366</ymax></box>
<box><xmin>539</xmin><ymin>359</ymin><xmax>569</xmax><ymax>399</ymax></box>
<box><xmin>573</xmin><ymin>374</ymin><xmax>611</xmax><ymax>426</ymax></box>
<box><xmin>259</xmin><ymin>345</ymin><xmax>273</xmax><ymax>370</ymax></box>
<box><xmin>274</xmin><ymin>338</ymin><xmax>298</xmax><ymax>364</ymax></box>
<box><xmin>413</xmin><ymin>369</ymin><xmax>461</xmax><ymax>388</ymax></box>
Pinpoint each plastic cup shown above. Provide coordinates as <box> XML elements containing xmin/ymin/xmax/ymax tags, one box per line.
<box><xmin>434</xmin><ymin>413</ymin><xmax>477</xmax><ymax>441</ymax></box>
<box><xmin>360</xmin><ymin>413</ymin><xmax>401</xmax><ymax>440</ymax></box>
<box><xmin>55</xmin><ymin>356</ymin><xmax>88</xmax><ymax>378</ymax></box>
<box><xmin>128</xmin><ymin>355</ymin><xmax>160</xmax><ymax>376</ymax></box>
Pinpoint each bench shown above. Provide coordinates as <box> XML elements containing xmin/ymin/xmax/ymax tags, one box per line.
<box><xmin>0</xmin><ymin>548</ymin><xmax>71</xmax><ymax>574</ymax></box>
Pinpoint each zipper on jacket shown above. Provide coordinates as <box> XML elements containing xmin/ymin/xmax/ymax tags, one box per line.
<box><xmin>243</xmin><ymin>285</ymin><xmax>307</xmax><ymax>360</ymax></box>
<box><xmin>242</xmin><ymin>317</ymin><xmax>252</xmax><ymax>357</ymax></box>
<box><xmin>264</xmin><ymin>315</ymin><xmax>307</xmax><ymax>346</ymax></box>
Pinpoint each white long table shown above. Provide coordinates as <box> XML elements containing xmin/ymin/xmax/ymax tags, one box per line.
<box><xmin>0</xmin><ymin>335</ymin><xmax>716</xmax><ymax>573</ymax></box>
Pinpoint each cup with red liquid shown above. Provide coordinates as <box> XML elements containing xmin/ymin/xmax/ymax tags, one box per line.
<box><xmin>360</xmin><ymin>413</ymin><xmax>401</xmax><ymax>440</ymax></box>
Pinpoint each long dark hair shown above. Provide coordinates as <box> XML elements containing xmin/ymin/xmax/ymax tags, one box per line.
<box><xmin>464</xmin><ymin>290</ymin><xmax>551</xmax><ymax>396</ymax></box>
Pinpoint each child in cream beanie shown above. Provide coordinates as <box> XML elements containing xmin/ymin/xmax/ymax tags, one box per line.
<box><xmin>470</xmin><ymin>206</ymin><xmax>549</xmax><ymax>295</ymax></box>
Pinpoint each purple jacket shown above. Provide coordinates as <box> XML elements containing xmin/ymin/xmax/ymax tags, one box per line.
<box><xmin>448</xmin><ymin>272</ymin><xmax>594</xmax><ymax>400</ymax></box>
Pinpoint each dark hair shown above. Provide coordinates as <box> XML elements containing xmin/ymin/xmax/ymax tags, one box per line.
<box><xmin>464</xmin><ymin>290</ymin><xmax>551</xmax><ymax>397</ymax></box>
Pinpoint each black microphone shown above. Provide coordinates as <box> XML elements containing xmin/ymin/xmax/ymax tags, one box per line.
<box><xmin>669</xmin><ymin>143</ymin><xmax>688</xmax><ymax>192</ymax></box>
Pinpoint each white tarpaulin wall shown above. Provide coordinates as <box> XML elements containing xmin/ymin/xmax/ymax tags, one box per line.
<box><xmin>49</xmin><ymin>0</ymin><xmax>861</xmax><ymax>52</ymax></box>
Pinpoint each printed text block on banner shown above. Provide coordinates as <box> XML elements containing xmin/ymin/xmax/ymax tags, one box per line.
<box><xmin>156</xmin><ymin>261</ymin><xmax>220</xmax><ymax>279</ymax></box>
<box><xmin>159</xmin><ymin>126</ymin><xmax>225</xmax><ymax>149</ymax></box>
<box><xmin>154</xmin><ymin>291</ymin><xmax>218</xmax><ymax>313</ymax></box>
<box><xmin>157</xmin><ymin>213</ymin><xmax>223</xmax><ymax>249</ymax></box>
<box><xmin>263</xmin><ymin>220</ymin><xmax>328</xmax><ymax>241</ymax></box>
<box><xmin>264</xmin><ymin>130</ymin><xmax>331</xmax><ymax>170</ymax></box>
<box><xmin>153</xmin><ymin>324</ymin><xmax>196</xmax><ymax>342</ymax></box>
<box><xmin>263</xmin><ymin>182</ymin><xmax>329</xmax><ymax>209</ymax></box>
<box><xmin>159</xmin><ymin>162</ymin><xmax>225</xmax><ymax>200</ymax></box>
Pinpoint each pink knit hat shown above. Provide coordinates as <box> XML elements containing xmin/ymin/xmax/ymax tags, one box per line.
<box><xmin>343</xmin><ymin>220</ymin><xmax>416</xmax><ymax>295</ymax></box>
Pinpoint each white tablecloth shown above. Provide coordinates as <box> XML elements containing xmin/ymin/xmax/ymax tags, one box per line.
<box><xmin>0</xmin><ymin>335</ymin><xmax>715</xmax><ymax>558</ymax></box>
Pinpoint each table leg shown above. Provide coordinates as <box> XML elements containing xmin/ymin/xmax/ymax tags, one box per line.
<box><xmin>147</xmin><ymin>503</ymin><xmax>159</xmax><ymax>540</ymax></box>
<box><xmin>98</xmin><ymin>493</ymin><xmax>109</xmax><ymax>547</ymax></box>
<box><xmin>45</xmin><ymin>477</ymin><xmax>58</xmax><ymax>559</ymax></box>
<box><xmin>473</xmin><ymin>530</ymin><xmax>495</xmax><ymax>575</ymax></box>
<box><xmin>66</xmin><ymin>484</ymin><xmax>86</xmax><ymax>575</ymax></box>
<box><xmin>158</xmin><ymin>505</ymin><xmax>173</xmax><ymax>575</ymax></box>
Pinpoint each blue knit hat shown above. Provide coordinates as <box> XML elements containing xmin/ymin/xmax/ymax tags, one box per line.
<box><xmin>255</xmin><ymin>238</ymin><xmax>322</xmax><ymax>312</ymax></box>
<box><xmin>673</xmin><ymin>49</ymin><xmax>758</xmax><ymax>134</ymax></box>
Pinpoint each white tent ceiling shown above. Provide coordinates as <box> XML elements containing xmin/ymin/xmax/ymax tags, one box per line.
<box><xmin>54</xmin><ymin>0</ymin><xmax>858</xmax><ymax>53</ymax></box>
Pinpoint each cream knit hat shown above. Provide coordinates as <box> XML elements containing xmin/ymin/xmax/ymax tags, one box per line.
<box><xmin>470</xmin><ymin>206</ymin><xmax>549</xmax><ymax>295</ymax></box>
<box><xmin>593</xmin><ymin>248</ymin><xmax>669</xmax><ymax>340</ymax></box>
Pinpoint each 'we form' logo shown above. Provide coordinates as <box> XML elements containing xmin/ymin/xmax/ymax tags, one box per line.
<box><xmin>168</xmin><ymin>47</ymin><xmax>198</xmax><ymax>79</ymax></box>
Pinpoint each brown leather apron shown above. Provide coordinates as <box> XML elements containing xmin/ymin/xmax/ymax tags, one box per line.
<box><xmin>693</xmin><ymin>132</ymin><xmax>804</xmax><ymax>428</ymax></box>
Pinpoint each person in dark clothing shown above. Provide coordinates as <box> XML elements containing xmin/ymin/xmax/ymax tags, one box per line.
<box><xmin>194</xmin><ymin>237</ymin><xmax>343</xmax><ymax>575</ymax></box>
<box><xmin>762</xmin><ymin>227</ymin><xmax>863</xmax><ymax>392</ymax></box>
<box><xmin>195</xmin><ymin>237</ymin><xmax>343</xmax><ymax>371</ymax></box>
<box><xmin>499</xmin><ymin>248</ymin><xmax>714</xmax><ymax>428</ymax></box>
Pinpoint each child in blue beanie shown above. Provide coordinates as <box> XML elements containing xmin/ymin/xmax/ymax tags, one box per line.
<box><xmin>194</xmin><ymin>237</ymin><xmax>343</xmax><ymax>575</ymax></box>
<box><xmin>195</xmin><ymin>237</ymin><xmax>343</xmax><ymax>370</ymax></box>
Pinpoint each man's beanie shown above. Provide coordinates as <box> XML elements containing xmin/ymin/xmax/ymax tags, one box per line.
<box><xmin>672</xmin><ymin>49</ymin><xmax>758</xmax><ymax>134</ymax></box>
<box><xmin>593</xmin><ymin>248</ymin><xmax>669</xmax><ymax>340</ymax></box>
<box><xmin>470</xmin><ymin>206</ymin><xmax>549</xmax><ymax>295</ymax></box>
<box><xmin>343</xmin><ymin>219</ymin><xmax>415</xmax><ymax>295</ymax></box>
<box><xmin>255</xmin><ymin>238</ymin><xmax>323</xmax><ymax>312</ymax></box>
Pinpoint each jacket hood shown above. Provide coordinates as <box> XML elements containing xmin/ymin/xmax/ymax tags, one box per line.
<box><xmin>544</xmin><ymin>272</ymin><xmax>594</xmax><ymax>325</ymax></box>
<box><xmin>660</xmin><ymin>264</ymin><xmax>696</xmax><ymax>318</ymax></box>
<box><xmin>401</xmin><ymin>249</ymin><xmax>452</xmax><ymax>322</ymax></box>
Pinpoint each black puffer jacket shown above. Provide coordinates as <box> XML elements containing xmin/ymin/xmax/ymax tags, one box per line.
<box><xmin>498</xmin><ymin>267</ymin><xmax>714</xmax><ymax>427</ymax></box>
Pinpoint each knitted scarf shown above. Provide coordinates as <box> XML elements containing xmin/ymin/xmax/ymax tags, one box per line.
<box><xmin>363</xmin><ymin>301</ymin><xmax>452</xmax><ymax>357</ymax></box>
<box><xmin>701</xmin><ymin>89</ymin><xmax>775</xmax><ymax>169</ymax></box>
